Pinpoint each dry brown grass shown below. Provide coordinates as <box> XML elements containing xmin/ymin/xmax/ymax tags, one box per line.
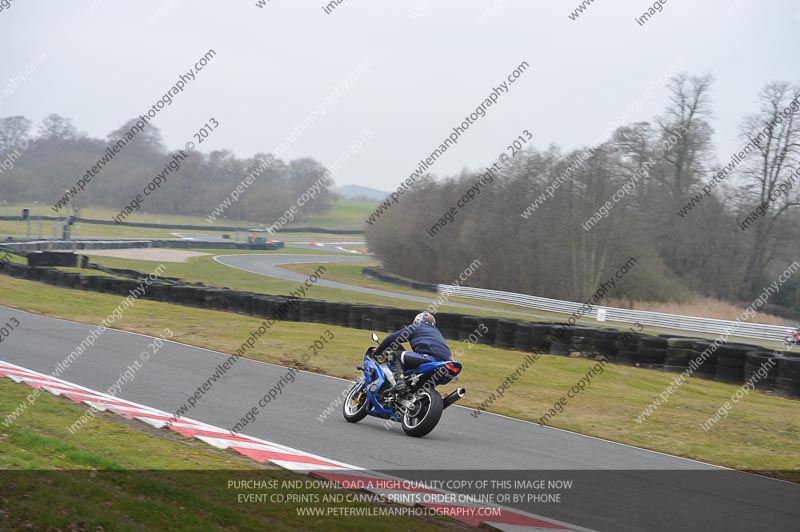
<box><xmin>606</xmin><ymin>296</ymin><xmax>788</xmax><ymax>325</ymax></box>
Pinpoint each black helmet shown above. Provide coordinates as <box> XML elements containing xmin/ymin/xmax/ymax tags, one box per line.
<box><xmin>413</xmin><ymin>311</ymin><xmax>436</xmax><ymax>327</ymax></box>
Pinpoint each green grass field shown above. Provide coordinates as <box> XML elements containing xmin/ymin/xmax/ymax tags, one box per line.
<box><xmin>75</xmin><ymin>250</ymin><xmax>560</xmax><ymax>321</ymax></box>
<box><xmin>0</xmin><ymin>203</ymin><xmax>261</xmax><ymax>227</ymax></box>
<box><xmin>0</xmin><ymin>379</ymin><xmax>462</xmax><ymax>531</ymax></box>
<box><xmin>10</xmin><ymin>246</ymin><xmax>784</xmax><ymax>345</ymax></box>
<box><xmin>0</xmin><ymin>218</ymin><xmax>186</xmax><ymax>239</ymax></box>
<box><xmin>295</xmin><ymin>199</ymin><xmax>375</xmax><ymax>230</ymax></box>
<box><xmin>0</xmin><ymin>199</ymin><xmax>373</xmax><ymax>238</ymax></box>
<box><xmin>1</xmin><ymin>274</ymin><xmax>798</xmax><ymax>479</ymax></box>
<box><xmin>56</xmin><ymin>252</ymin><xmax>782</xmax><ymax>339</ymax></box>
<box><xmin>0</xmin><ymin>218</ymin><xmax>361</xmax><ymax>241</ymax></box>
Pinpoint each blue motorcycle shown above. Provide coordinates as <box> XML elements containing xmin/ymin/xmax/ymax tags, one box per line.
<box><xmin>342</xmin><ymin>333</ymin><xmax>465</xmax><ymax>437</ymax></box>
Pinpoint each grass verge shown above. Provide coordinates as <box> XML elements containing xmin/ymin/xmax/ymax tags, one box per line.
<box><xmin>0</xmin><ymin>275</ymin><xmax>798</xmax><ymax>479</ymax></box>
<box><xmin>0</xmin><ymin>373</ymin><xmax>466</xmax><ymax>531</ymax></box>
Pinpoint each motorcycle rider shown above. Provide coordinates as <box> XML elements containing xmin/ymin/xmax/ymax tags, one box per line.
<box><xmin>374</xmin><ymin>311</ymin><xmax>452</xmax><ymax>394</ymax></box>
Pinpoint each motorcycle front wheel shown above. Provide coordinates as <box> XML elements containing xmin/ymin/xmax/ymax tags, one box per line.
<box><xmin>343</xmin><ymin>380</ymin><xmax>368</xmax><ymax>423</ymax></box>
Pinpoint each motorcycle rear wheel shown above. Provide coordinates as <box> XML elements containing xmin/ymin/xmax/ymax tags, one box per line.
<box><xmin>401</xmin><ymin>389</ymin><xmax>443</xmax><ymax>438</ymax></box>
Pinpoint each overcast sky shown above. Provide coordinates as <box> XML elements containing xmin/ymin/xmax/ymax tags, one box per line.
<box><xmin>2</xmin><ymin>0</ymin><xmax>799</xmax><ymax>192</ymax></box>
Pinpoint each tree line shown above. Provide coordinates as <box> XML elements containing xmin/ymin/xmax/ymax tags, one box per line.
<box><xmin>366</xmin><ymin>75</ymin><xmax>800</xmax><ymax>309</ymax></box>
<box><xmin>0</xmin><ymin>114</ymin><xmax>335</xmax><ymax>224</ymax></box>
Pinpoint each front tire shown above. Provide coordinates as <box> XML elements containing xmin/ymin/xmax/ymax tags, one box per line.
<box><xmin>342</xmin><ymin>380</ymin><xmax>368</xmax><ymax>423</ymax></box>
<box><xmin>401</xmin><ymin>389</ymin><xmax>443</xmax><ymax>438</ymax></box>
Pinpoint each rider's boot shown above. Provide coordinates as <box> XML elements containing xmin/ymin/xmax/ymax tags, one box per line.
<box><xmin>386</xmin><ymin>352</ymin><xmax>407</xmax><ymax>394</ymax></box>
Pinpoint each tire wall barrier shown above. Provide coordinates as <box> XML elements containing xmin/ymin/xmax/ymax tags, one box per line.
<box><xmin>1</xmin><ymin>260</ymin><xmax>798</xmax><ymax>400</ymax></box>
<box><xmin>27</xmin><ymin>251</ymin><xmax>78</xmax><ymax>267</ymax></box>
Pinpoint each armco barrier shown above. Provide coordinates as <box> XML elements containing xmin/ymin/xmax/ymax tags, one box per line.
<box><xmin>438</xmin><ymin>285</ymin><xmax>791</xmax><ymax>343</ymax></box>
<box><xmin>1</xmin><ymin>259</ymin><xmax>798</xmax><ymax>399</ymax></box>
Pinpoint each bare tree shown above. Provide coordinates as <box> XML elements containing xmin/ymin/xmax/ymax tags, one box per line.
<box><xmin>656</xmin><ymin>73</ymin><xmax>716</xmax><ymax>204</ymax></box>
<box><xmin>0</xmin><ymin>116</ymin><xmax>33</xmax><ymax>152</ymax></box>
<box><xmin>654</xmin><ymin>74</ymin><xmax>715</xmax><ymax>273</ymax></box>
<box><xmin>37</xmin><ymin>113</ymin><xmax>80</xmax><ymax>141</ymax></box>
<box><xmin>738</xmin><ymin>82</ymin><xmax>800</xmax><ymax>296</ymax></box>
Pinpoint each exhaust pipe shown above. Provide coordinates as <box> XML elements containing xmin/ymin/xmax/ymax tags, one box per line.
<box><xmin>443</xmin><ymin>388</ymin><xmax>466</xmax><ymax>409</ymax></box>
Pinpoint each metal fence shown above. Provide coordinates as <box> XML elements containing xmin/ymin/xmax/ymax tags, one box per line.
<box><xmin>438</xmin><ymin>285</ymin><xmax>791</xmax><ymax>342</ymax></box>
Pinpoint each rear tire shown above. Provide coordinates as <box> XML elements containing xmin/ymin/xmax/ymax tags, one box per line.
<box><xmin>342</xmin><ymin>380</ymin><xmax>368</xmax><ymax>423</ymax></box>
<box><xmin>401</xmin><ymin>389</ymin><xmax>443</xmax><ymax>438</ymax></box>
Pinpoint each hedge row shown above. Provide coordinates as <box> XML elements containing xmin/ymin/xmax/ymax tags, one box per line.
<box><xmin>2</xmin><ymin>260</ymin><xmax>798</xmax><ymax>399</ymax></box>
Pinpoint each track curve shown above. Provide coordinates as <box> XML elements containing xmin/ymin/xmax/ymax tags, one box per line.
<box><xmin>213</xmin><ymin>253</ymin><xmax>786</xmax><ymax>346</ymax></box>
<box><xmin>1</xmin><ymin>305</ymin><xmax>797</xmax><ymax>532</ymax></box>
<box><xmin>213</xmin><ymin>254</ymin><xmax>576</xmax><ymax>321</ymax></box>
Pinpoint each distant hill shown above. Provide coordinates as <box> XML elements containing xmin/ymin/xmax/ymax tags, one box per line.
<box><xmin>334</xmin><ymin>184</ymin><xmax>388</xmax><ymax>201</ymax></box>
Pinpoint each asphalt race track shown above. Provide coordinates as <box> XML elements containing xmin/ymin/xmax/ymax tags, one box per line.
<box><xmin>213</xmin><ymin>253</ymin><xmax>788</xmax><ymax>348</ymax></box>
<box><xmin>2</xmin><ymin>305</ymin><xmax>798</xmax><ymax>532</ymax></box>
<box><xmin>214</xmin><ymin>253</ymin><xmax>599</xmax><ymax>322</ymax></box>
